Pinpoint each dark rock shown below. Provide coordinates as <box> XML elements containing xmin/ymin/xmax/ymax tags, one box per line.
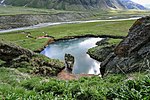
<box><xmin>96</xmin><ymin>38</ymin><xmax>109</xmax><ymax>46</ymax></box>
<box><xmin>64</xmin><ymin>53</ymin><xmax>75</xmax><ymax>73</ymax></box>
<box><xmin>0</xmin><ymin>41</ymin><xmax>34</xmax><ymax>62</ymax></box>
<box><xmin>0</xmin><ymin>41</ymin><xmax>65</xmax><ymax>76</ymax></box>
<box><xmin>115</xmin><ymin>16</ymin><xmax>150</xmax><ymax>57</ymax></box>
<box><xmin>100</xmin><ymin>16</ymin><xmax>150</xmax><ymax>76</ymax></box>
<box><xmin>31</xmin><ymin>54</ymin><xmax>65</xmax><ymax>76</ymax></box>
<box><xmin>87</xmin><ymin>45</ymin><xmax>115</xmax><ymax>62</ymax></box>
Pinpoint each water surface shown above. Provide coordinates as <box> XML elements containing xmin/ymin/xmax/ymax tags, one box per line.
<box><xmin>0</xmin><ymin>17</ymin><xmax>140</xmax><ymax>33</ymax></box>
<box><xmin>41</xmin><ymin>38</ymin><xmax>102</xmax><ymax>74</ymax></box>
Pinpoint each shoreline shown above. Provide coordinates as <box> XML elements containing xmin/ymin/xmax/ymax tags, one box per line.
<box><xmin>34</xmin><ymin>34</ymin><xmax>124</xmax><ymax>53</ymax></box>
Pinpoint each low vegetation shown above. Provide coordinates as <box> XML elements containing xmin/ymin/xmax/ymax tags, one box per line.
<box><xmin>0</xmin><ymin>67</ymin><xmax>149</xmax><ymax>99</ymax></box>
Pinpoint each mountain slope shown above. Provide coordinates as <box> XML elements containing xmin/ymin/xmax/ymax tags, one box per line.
<box><xmin>144</xmin><ymin>4</ymin><xmax>150</xmax><ymax>9</ymax></box>
<box><xmin>119</xmin><ymin>0</ymin><xmax>146</xmax><ymax>10</ymax></box>
<box><xmin>0</xmin><ymin>0</ymin><xmax>146</xmax><ymax>10</ymax></box>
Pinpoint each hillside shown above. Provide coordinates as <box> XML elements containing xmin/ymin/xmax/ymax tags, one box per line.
<box><xmin>144</xmin><ymin>4</ymin><xmax>150</xmax><ymax>9</ymax></box>
<box><xmin>119</xmin><ymin>0</ymin><xmax>146</xmax><ymax>10</ymax></box>
<box><xmin>0</xmin><ymin>0</ymin><xmax>146</xmax><ymax>11</ymax></box>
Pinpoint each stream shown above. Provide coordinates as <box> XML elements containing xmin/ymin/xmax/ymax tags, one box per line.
<box><xmin>41</xmin><ymin>37</ymin><xmax>102</xmax><ymax>75</ymax></box>
<box><xmin>0</xmin><ymin>17</ymin><xmax>140</xmax><ymax>33</ymax></box>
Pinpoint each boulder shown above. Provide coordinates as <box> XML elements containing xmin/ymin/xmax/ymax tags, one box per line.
<box><xmin>0</xmin><ymin>41</ymin><xmax>34</xmax><ymax>62</ymax></box>
<box><xmin>64</xmin><ymin>53</ymin><xmax>75</xmax><ymax>73</ymax></box>
<box><xmin>88</xmin><ymin>45</ymin><xmax>115</xmax><ymax>62</ymax></box>
<box><xmin>100</xmin><ymin>16</ymin><xmax>150</xmax><ymax>76</ymax></box>
<box><xmin>0</xmin><ymin>41</ymin><xmax>65</xmax><ymax>76</ymax></box>
<box><xmin>31</xmin><ymin>54</ymin><xmax>65</xmax><ymax>76</ymax></box>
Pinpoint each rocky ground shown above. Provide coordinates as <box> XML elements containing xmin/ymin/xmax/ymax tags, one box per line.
<box><xmin>0</xmin><ymin>12</ymin><xmax>92</xmax><ymax>30</ymax></box>
<box><xmin>87</xmin><ymin>38</ymin><xmax>117</xmax><ymax>62</ymax></box>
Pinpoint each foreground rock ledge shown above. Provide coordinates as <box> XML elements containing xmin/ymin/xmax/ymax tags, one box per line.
<box><xmin>0</xmin><ymin>41</ymin><xmax>64</xmax><ymax>76</ymax></box>
<box><xmin>100</xmin><ymin>16</ymin><xmax>150</xmax><ymax>76</ymax></box>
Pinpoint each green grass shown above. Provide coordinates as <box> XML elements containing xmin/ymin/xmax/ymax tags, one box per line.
<box><xmin>0</xmin><ymin>6</ymin><xmax>76</xmax><ymax>15</ymax></box>
<box><xmin>0</xmin><ymin>20</ymin><xmax>134</xmax><ymax>51</ymax></box>
<box><xmin>29</xmin><ymin>20</ymin><xmax>132</xmax><ymax>38</ymax></box>
<box><xmin>86</xmin><ymin>10</ymin><xmax>150</xmax><ymax>20</ymax></box>
<box><xmin>0</xmin><ymin>67</ymin><xmax>149</xmax><ymax>99</ymax></box>
<box><xmin>107</xmin><ymin>38</ymin><xmax>122</xmax><ymax>44</ymax></box>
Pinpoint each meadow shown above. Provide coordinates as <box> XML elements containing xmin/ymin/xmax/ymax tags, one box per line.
<box><xmin>1</xmin><ymin>19</ymin><xmax>150</xmax><ymax>99</ymax></box>
<box><xmin>0</xmin><ymin>20</ymin><xmax>134</xmax><ymax>51</ymax></box>
<box><xmin>0</xmin><ymin>6</ymin><xmax>150</xmax><ymax>99</ymax></box>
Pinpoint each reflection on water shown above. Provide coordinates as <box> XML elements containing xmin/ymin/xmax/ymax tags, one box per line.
<box><xmin>41</xmin><ymin>38</ymin><xmax>102</xmax><ymax>74</ymax></box>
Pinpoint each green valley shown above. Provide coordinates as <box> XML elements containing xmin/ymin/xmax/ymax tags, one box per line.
<box><xmin>0</xmin><ymin>0</ymin><xmax>150</xmax><ymax>99</ymax></box>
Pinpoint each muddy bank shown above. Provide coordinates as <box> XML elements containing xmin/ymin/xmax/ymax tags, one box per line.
<box><xmin>54</xmin><ymin>35</ymin><xmax>125</xmax><ymax>41</ymax></box>
<box><xmin>0</xmin><ymin>12</ymin><xmax>93</xmax><ymax>30</ymax></box>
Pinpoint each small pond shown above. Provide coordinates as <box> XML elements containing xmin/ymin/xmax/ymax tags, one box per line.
<box><xmin>41</xmin><ymin>37</ymin><xmax>102</xmax><ymax>74</ymax></box>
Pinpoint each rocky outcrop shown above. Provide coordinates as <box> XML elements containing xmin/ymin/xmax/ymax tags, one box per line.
<box><xmin>0</xmin><ymin>41</ymin><xmax>34</xmax><ymax>62</ymax></box>
<box><xmin>0</xmin><ymin>41</ymin><xmax>65</xmax><ymax>76</ymax></box>
<box><xmin>87</xmin><ymin>38</ymin><xmax>119</xmax><ymax>62</ymax></box>
<box><xmin>100</xmin><ymin>16</ymin><xmax>150</xmax><ymax>76</ymax></box>
<box><xmin>31</xmin><ymin>54</ymin><xmax>64</xmax><ymax>76</ymax></box>
<box><xmin>57</xmin><ymin>54</ymin><xmax>102</xmax><ymax>80</ymax></box>
<box><xmin>88</xmin><ymin>44</ymin><xmax>115</xmax><ymax>62</ymax></box>
<box><xmin>87</xmin><ymin>38</ymin><xmax>115</xmax><ymax>62</ymax></box>
<box><xmin>64</xmin><ymin>54</ymin><xmax>75</xmax><ymax>73</ymax></box>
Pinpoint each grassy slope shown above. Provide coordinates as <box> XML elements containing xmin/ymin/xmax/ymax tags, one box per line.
<box><xmin>0</xmin><ymin>67</ymin><xmax>149</xmax><ymax>99</ymax></box>
<box><xmin>0</xmin><ymin>6</ymin><xmax>77</xmax><ymax>15</ymax></box>
<box><xmin>0</xmin><ymin>6</ymin><xmax>150</xmax><ymax>17</ymax></box>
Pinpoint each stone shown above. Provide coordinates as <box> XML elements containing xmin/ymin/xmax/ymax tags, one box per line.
<box><xmin>100</xmin><ymin>16</ymin><xmax>150</xmax><ymax>76</ymax></box>
<box><xmin>88</xmin><ymin>45</ymin><xmax>115</xmax><ymax>62</ymax></box>
<box><xmin>0</xmin><ymin>41</ymin><xmax>65</xmax><ymax>76</ymax></box>
<box><xmin>64</xmin><ymin>53</ymin><xmax>75</xmax><ymax>73</ymax></box>
<box><xmin>115</xmin><ymin>16</ymin><xmax>150</xmax><ymax>57</ymax></box>
<box><xmin>0</xmin><ymin>41</ymin><xmax>34</xmax><ymax>62</ymax></box>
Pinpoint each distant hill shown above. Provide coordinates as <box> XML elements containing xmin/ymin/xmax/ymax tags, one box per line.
<box><xmin>144</xmin><ymin>4</ymin><xmax>150</xmax><ymax>9</ymax></box>
<box><xmin>0</xmin><ymin>0</ymin><xmax>146</xmax><ymax>11</ymax></box>
<box><xmin>119</xmin><ymin>0</ymin><xmax>146</xmax><ymax>10</ymax></box>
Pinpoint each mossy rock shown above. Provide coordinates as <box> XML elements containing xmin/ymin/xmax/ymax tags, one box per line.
<box><xmin>87</xmin><ymin>45</ymin><xmax>115</xmax><ymax>62</ymax></box>
<box><xmin>0</xmin><ymin>41</ymin><xmax>65</xmax><ymax>76</ymax></box>
<box><xmin>31</xmin><ymin>54</ymin><xmax>65</xmax><ymax>76</ymax></box>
